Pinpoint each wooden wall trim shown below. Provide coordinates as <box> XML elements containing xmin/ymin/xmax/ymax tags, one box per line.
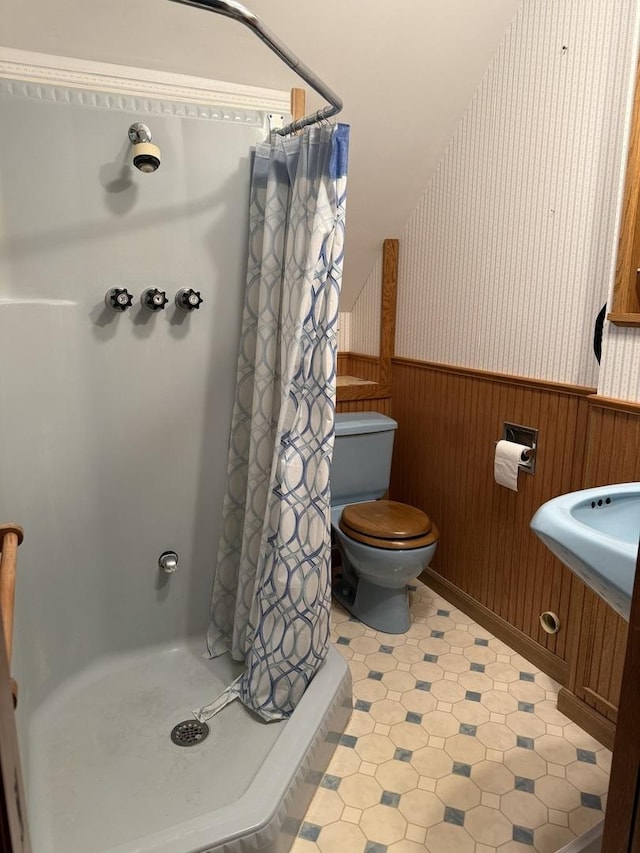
<box><xmin>290</xmin><ymin>87</ymin><xmax>305</xmax><ymax>122</ymax></box>
<box><xmin>580</xmin><ymin>687</ymin><xmax>618</xmax><ymax>721</ymax></box>
<box><xmin>0</xmin><ymin>607</ymin><xmax>29</xmax><ymax>851</ymax></box>
<box><xmin>337</xmin><ymin>383</ymin><xmax>391</xmax><ymax>403</ymax></box>
<box><xmin>587</xmin><ymin>393</ymin><xmax>640</xmax><ymax>415</ymax></box>
<box><xmin>556</xmin><ymin>689</ymin><xmax>615</xmax><ymax>752</ymax></box>
<box><xmin>606</xmin><ymin>312</ymin><xmax>640</xmax><ymax>327</ymax></box>
<box><xmin>609</xmin><ymin>58</ymin><xmax>640</xmax><ymax>321</ymax></box>
<box><xmin>420</xmin><ymin>568</ymin><xmax>569</xmax><ymax>686</ymax></box>
<box><xmin>392</xmin><ymin>356</ymin><xmax>596</xmax><ymax>397</ymax></box>
<box><xmin>379</xmin><ymin>239</ymin><xmax>398</xmax><ymax>388</ymax></box>
<box><xmin>339</xmin><ymin>353</ymin><xmax>381</xmax><ymax>366</ymax></box>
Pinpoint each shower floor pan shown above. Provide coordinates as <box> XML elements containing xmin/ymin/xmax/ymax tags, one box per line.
<box><xmin>28</xmin><ymin>641</ymin><xmax>351</xmax><ymax>853</ymax></box>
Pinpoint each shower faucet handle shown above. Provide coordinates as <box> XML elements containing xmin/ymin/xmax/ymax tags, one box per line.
<box><xmin>158</xmin><ymin>550</ymin><xmax>178</xmax><ymax>573</ymax></box>
<box><xmin>105</xmin><ymin>287</ymin><xmax>134</xmax><ymax>311</ymax></box>
<box><xmin>141</xmin><ymin>288</ymin><xmax>169</xmax><ymax>311</ymax></box>
<box><xmin>175</xmin><ymin>288</ymin><xmax>203</xmax><ymax>312</ymax></box>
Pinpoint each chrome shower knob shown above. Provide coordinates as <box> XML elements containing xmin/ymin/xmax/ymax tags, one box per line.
<box><xmin>105</xmin><ymin>288</ymin><xmax>134</xmax><ymax>311</ymax></box>
<box><xmin>158</xmin><ymin>550</ymin><xmax>178</xmax><ymax>573</ymax></box>
<box><xmin>141</xmin><ymin>288</ymin><xmax>169</xmax><ymax>311</ymax></box>
<box><xmin>175</xmin><ymin>288</ymin><xmax>203</xmax><ymax>312</ymax></box>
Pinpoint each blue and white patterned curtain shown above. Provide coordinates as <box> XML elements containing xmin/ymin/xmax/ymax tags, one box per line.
<box><xmin>195</xmin><ymin>123</ymin><xmax>350</xmax><ymax>722</ymax></box>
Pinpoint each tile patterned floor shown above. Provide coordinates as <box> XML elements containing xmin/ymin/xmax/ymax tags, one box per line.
<box><xmin>292</xmin><ymin>581</ymin><xmax>610</xmax><ymax>853</ymax></box>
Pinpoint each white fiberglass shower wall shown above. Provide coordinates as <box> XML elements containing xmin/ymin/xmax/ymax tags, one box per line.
<box><xmin>0</xmin><ymin>63</ymin><xmax>354</xmax><ymax>853</ymax></box>
<box><xmin>0</xmin><ymin>74</ymin><xmax>266</xmax><ymax>713</ymax></box>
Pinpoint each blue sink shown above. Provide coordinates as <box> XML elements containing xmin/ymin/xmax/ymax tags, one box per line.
<box><xmin>531</xmin><ymin>483</ymin><xmax>640</xmax><ymax>621</ymax></box>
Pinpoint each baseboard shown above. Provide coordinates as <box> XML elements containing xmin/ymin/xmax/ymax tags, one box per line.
<box><xmin>419</xmin><ymin>568</ymin><xmax>569</xmax><ymax>686</ymax></box>
<box><xmin>420</xmin><ymin>568</ymin><xmax>616</xmax><ymax>751</ymax></box>
<box><xmin>557</xmin><ymin>688</ymin><xmax>615</xmax><ymax>751</ymax></box>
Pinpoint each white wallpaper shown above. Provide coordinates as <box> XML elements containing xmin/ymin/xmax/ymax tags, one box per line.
<box><xmin>338</xmin><ymin>311</ymin><xmax>351</xmax><ymax>352</ymax></box>
<box><xmin>599</xmin><ymin>325</ymin><xmax>640</xmax><ymax>400</ymax></box>
<box><xmin>349</xmin><ymin>254</ymin><xmax>382</xmax><ymax>357</ymax></box>
<box><xmin>386</xmin><ymin>0</ymin><xmax>639</xmax><ymax>388</ymax></box>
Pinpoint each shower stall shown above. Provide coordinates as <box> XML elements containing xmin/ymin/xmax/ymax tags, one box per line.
<box><xmin>0</xmin><ymin>55</ymin><xmax>350</xmax><ymax>852</ymax></box>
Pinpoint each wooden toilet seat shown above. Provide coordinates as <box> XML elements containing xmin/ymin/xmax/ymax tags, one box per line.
<box><xmin>339</xmin><ymin>500</ymin><xmax>439</xmax><ymax>550</ymax></box>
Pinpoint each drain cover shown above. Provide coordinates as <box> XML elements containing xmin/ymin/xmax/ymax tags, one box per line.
<box><xmin>170</xmin><ymin>719</ymin><xmax>210</xmax><ymax>747</ymax></box>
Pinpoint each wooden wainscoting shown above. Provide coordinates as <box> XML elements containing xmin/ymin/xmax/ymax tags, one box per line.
<box><xmin>337</xmin><ymin>352</ymin><xmax>350</xmax><ymax>375</ymax></box>
<box><xmin>343</xmin><ymin>354</ymin><xmax>381</xmax><ymax>383</ymax></box>
<box><xmin>336</xmin><ymin>353</ymin><xmax>391</xmax><ymax>416</ymax></box>
<box><xmin>336</xmin><ymin>398</ymin><xmax>393</xmax><ymax>416</ymax></box>
<box><xmin>583</xmin><ymin>396</ymin><xmax>640</xmax><ymax>483</ymax></box>
<box><xmin>390</xmin><ymin>357</ymin><xmax>594</xmax><ymax>683</ymax></box>
<box><xmin>557</xmin><ymin>397</ymin><xmax>640</xmax><ymax>746</ymax></box>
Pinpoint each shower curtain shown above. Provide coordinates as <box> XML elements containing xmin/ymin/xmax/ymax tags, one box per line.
<box><xmin>195</xmin><ymin>123</ymin><xmax>350</xmax><ymax>722</ymax></box>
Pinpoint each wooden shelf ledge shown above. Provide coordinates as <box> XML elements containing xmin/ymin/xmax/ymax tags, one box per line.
<box><xmin>607</xmin><ymin>312</ymin><xmax>640</xmax><ymax>327</ymax></box>
<box><xmin>337</xmin><ymin>374</ymin><xmax>378</xmax><ymax>388</ymax></box>
<box><xmin>337</xmin><ymin>379</ymin><xmax>391</xmax><ymax>402</ymax></box>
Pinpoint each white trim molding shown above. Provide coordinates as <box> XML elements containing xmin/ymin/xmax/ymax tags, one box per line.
<box><xmin>0</xmin><ymin>47</ymin><xmax>291</xmax><ymax>114</ymax></box>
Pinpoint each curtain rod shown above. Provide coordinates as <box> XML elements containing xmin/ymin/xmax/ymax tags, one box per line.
<box><xmin>168</xmin><ymin>0</ymin><xmax>343</xmax><ymax>136</ymax></box>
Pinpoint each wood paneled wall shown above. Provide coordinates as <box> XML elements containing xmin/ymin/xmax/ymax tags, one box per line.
<box><xmin>390</xmin><ymin>357</ymin><xmax>593</xmax><ymax>678</ymax></box>
<box><xmin>338</xmin><ymin>353</ymin><xmax>383</xmax><ymax>384</ymax></box>
<box><xmin>337</xmin><ymin>352</ymin><xmax>350</xmax><ymax>376</ymax></box>
<box><xmin>337</xmin><ymin>398</ymin><xmax>392</xmax><ymax>416</ymax></box>
<box><xmin>336</xmin><ymin>353</ymin><xmax>390</xmax><ymax>416</ymax></box>
<box><xmin>563</xmin><ymin>583</ymin><xmax>627</xmax><ymax>734</ymax></box>
<box><xmin>344</xmin><ymin>354</ymin><xmax>381</xmax><ymax>384</ymax></box>
<box><xmin>583</xmin><ymin>400</ymin><xmax>640</xmax><ymax>485</ymax></box>
<box><xmin>561</xmin><ymin>400</ymin><xmax>640</xmax><ymax>732</ymax></box>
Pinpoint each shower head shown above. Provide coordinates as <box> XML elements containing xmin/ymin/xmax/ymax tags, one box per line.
<box><xmin>128</xmin><ymin>123</ymin><xmax>161</xmax><ymax>174</ymax></box>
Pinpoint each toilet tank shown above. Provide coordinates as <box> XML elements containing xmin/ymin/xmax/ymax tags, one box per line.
<box><xmin>331</xmin><ymin>413</ymin><xmax>398</xmax><ymax>506</ymax></box>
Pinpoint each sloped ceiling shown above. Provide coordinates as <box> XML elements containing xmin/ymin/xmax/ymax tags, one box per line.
<box><xmin>3</xmin><ymin>0</ymin><xmax>521</xmax><ymax>308</ymax></box>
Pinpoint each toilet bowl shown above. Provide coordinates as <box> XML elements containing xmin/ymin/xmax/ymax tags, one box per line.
<box><xmin>332</xmin><ymin>500</ymin><xmax>438</xmax><ymax>633</ymax></box>
<box><xmin>330</xmin><ymin>413</ymin><xmax>439</xmax><ymax>633</ymax></box>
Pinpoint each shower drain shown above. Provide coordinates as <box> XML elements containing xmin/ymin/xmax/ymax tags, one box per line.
<box><xmin>170</xmin><ymin>719</ymin><xmax>210</xmax><ymax>747</ymax></box>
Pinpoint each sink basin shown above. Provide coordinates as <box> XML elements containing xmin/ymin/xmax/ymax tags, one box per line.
<box><xmin>531</xmin><ymin>483</ymin><xmax>640</xmax><ymax>621</ymax></box>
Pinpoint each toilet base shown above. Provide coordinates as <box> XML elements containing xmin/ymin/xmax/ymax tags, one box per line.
<box><xmin>333</xmin><ymin>573</ymin><xmax>411</xmax><ymax>634</ymax></box>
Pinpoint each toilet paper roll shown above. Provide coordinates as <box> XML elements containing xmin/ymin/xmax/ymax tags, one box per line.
<box><xmin>494</xmin><ymin>440</ymin><xmax>530</xmax><ymax>492</ymax></box>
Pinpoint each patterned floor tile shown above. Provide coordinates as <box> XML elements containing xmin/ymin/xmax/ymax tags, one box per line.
<box><xmin>298</xmin><ymin>580</ymin><xmax>610</xmax><ymax>852</ymax></box>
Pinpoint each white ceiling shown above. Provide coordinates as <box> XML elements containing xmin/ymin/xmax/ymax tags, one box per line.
<box><xmin>3</xmin><ymin>0</ymin><xmax>521</xmax><ymax>308</ymax></box>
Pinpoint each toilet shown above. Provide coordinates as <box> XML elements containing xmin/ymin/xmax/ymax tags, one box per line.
<box><xmin>331</xmin><ymin>412</ymin><xmax>439</xmax><ymax>633</ymax></box>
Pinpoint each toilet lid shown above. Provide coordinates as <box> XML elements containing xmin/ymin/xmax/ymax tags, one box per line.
<box><xmin>339</xmin><ymin>500</ymin><xmax>439</xmax><ymax>551</ymax></box>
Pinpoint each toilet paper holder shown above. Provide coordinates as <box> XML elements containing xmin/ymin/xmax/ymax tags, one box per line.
<box><xmin>495</xmin><ymin>422</ymin><xmax>538</xmax><ymax>475</ymax></box>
